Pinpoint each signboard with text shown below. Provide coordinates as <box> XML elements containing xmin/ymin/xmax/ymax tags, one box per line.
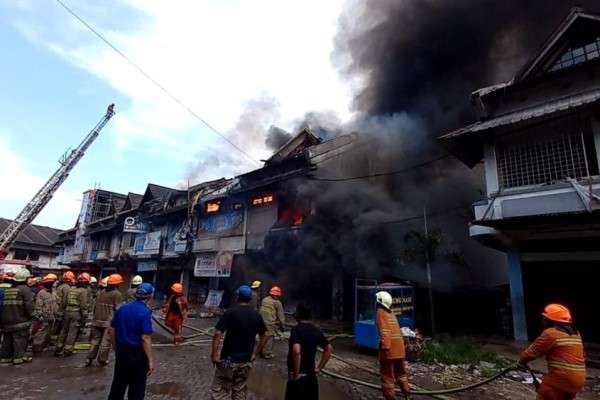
<box><xmin>124</xmin><ymin>216</ymin><xmax>149</xmax><ymax>233</ymax></box>
<box><xmin>193</xmin><ymin>251</ymin><xmax>233</xmax><ymax>277</ymax></box>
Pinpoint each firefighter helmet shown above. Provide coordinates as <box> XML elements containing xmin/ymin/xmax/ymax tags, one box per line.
<box><xmin>131</xmin><ymin>275</ymin><xmax>143</xmax><ymax>286</ymax></box>
<box><xmin>171</xmin><ymin>283</ymin><xmax>184</xmax><ymax>295</ymax></box>
<box><xmin>78</xmin><ymin>272</ymin><xmax>91</xmax><ymax>283</ymax></box>
<box><xmin>542</xmin><ymin>304</ymin><xmax>572</xmax><ymax>324</ymax></box>
<box><xmin>100</xmin><ymin>277</ymin><xmax>109</xmax><ymax>288</ymax></box>
<box><xmin>376</xmin><ymin>291</ymin><xmax>393</xmax><ymax>311</ymax></box>
<box><xmin>41</xmin><ymin>273</ymin><xmax>58</xmax><ymax>284</ymax></box>
<box><xmin>251</xmin><ymin>280</ymin><xmax>262</xmax><ymax>289</ymax></box>
<box><xmin>269</xmin><ymin>286</ymin><xmax>282</xmax><ymax>297</ymax></box>
<box><xmin>107</xmin><ymin>274</ymin><xmax>124</xmax><ymax>286</ymax></box>
<box><xmin>62</xmin><ymin>271</ymin><xmax>76</xmax><ymax>283</ymax></box>
<box><xmin>14</xmin><ymin>269</ymin><xmax>31</xmax><ymax>283</ymax></box>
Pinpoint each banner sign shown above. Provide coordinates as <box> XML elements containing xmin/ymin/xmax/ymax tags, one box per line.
<box><xmin>138</xmin><ymin>260</ymin><xmax>158</xmax><ymax>272</ymax></box>
<box><xmin>134</xmin><ymin>234</ymin><xmax>146</xmax><ymax>254</ymax></box>
<box><xmin>204</xmin><ymin>290</ymin><xmax>224</xmax><ymax>308</ymax></box>
<box><xmin>194</xmin><ymin>251</ymin><xmax>233</xmax><ymax>277</ymax></box>
<box><xmin>388</xmin><ymin>287</ymin><xmax>414</xmax><ymax>317</ymax></box>
<box><xmin>124</xmin><ymin>216</ymin><xmax>149</xmax><ymax>233</ymax></box>
<box><xmin>199</xmin><ymin>210</ymin><xmax>243</xmax><ymax>236</ymax></box>
<box><xmin>194</xmin><ymin>253</ymin><xmax>217</xmax><ymax>277</ymax></box>
<box><xmin>143</xmin><ymin>231</ymin><xmax>162</xmax><ymax>254</ymax></box>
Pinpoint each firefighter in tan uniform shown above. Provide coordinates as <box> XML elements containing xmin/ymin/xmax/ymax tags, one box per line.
<box><xmin>54</xmin><ymin>271</ymin><xmax>76</xmax><ymax>337</ymax></box>
<box><xmin>376</xmin><ymin>291</ymin><xmax>410</xmax><ymax>400</ymax></box>
<box><xmin>0</xmin><ymin>269</ymin><xmax>34</xmax><ymax>365</ymax></box>
<box><xmin>126</xmin><ymin>275</ymin><xmax>143</xmax><ymax>303</ymax></box>
<box><xmin>86</xmin><ymin>274</ymin><xmax>123</xmax><ymax>366</ymax></box>
<box><xmin>55</xmin><ymin>272</ymin><xmax>90</xmax><ymax>357</ymax></box>
<box><xmin>259</xmin><ymin>286</ymin><xmax>285</xmax><ymax>359</ymax></box>
<box><xmin>32</xmin><ymin>273</ymin><xmax>59</xmax><ymax>353</ymax></box>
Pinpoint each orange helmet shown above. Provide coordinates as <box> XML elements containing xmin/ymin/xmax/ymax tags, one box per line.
<box><xmin>107</xmin><ymin>274</ymin><xmax>124</xmax><ymax>286</ymax></box>
<box><xmin>62</xmin><ymin>271</ymin><xmax>76</xmax><ymax>283</ymax></box>
<box><xmin>78</xmin><ymin>272</ymin><xmax>91</xmax><ymax>283</ymax></box>
<box><xmin>41</xmin><ymin>273</ymin><xmax>58</xmax><ymax>284</ymax></box>
<box><xmin>542</xmin><ymin>303</ymin><xmax>572</xmax><ymax>323</ymax></box>
<box><xmin>269</xmin><ymin>286</ymin><xmax>282</xmax><ymax>297</ymax></box>
<box><xmin>171</xmin><ymin>283</ymin><xmax>184</xmax><ymax>295</ymax></box>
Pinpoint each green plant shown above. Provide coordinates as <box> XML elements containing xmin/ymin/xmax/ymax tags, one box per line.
<box><xmin>423</xmin><ymin>336</ymin><xmax>510</xmax><ymax>367</ymax></box>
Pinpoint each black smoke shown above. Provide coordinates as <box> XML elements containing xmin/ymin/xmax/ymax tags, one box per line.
<box><xmin>265</xmin><ymin>125</ymin><xmax>292</xmax><ymax>151</ymax></box>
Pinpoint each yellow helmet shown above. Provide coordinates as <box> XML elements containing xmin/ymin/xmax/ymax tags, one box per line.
<box><xmin>251</xmin><ymin>280</ymin><xmax>262</xmax><ymax>289</ymax></box>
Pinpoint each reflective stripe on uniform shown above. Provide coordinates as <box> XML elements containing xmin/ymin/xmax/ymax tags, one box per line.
<box><xmin>2</xmin><ymin>288</ymin><xmax>23</xmax><ymax>305</ymax></box>
<box><xmin>555</xmin><ymin>338</ymin><xmax>582</xmax><ymax>346</ymax></box>
<box><xmin>547</xmin><ymin>360</ymin><xmax>586</xmax><ymax>372</ymax></box>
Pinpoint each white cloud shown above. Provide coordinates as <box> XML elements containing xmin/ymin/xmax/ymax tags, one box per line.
<box><xmin>0</xmin><ymin>136</ymin><xmax>82</xmax><ymax>229</ymax></box>
<box><xmin>9</xmin><ymin>0</ymin><xmax>352</xmax><ymax>180</ymax></box>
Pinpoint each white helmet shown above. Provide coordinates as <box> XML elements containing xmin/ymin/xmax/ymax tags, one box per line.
<box><xmin>132</xmin><ymin>275</ymin><xmax>143</xmax><ymax>286</ymax></box>
<box><xmin>90</xmin><ymin>277</ymin><xmax>98</xmax><ymax>285</ymax></box>
<box><xmin>376</xmin><ymin>291</ymin><xmax>393</xmax><ymax>311</ymax></box>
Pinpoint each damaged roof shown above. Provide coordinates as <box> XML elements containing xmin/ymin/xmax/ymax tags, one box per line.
<box><xmin>0</xmin><ymin>218</ymin><xmax>63</xmax><ymax>251</ymax></box>
<box><xmin>266</xmin><ymin>127</ymin><xmax>321</xmax><ymax>164</ymax></box>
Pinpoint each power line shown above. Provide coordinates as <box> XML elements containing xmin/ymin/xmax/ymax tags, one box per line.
<box><xmin>379</xmin><ymin>204</ymin><xmax>470</xmax><ymax>226</ymax></box>
<box><xmin>55</xmin><ymin>0</ymin><xmax>260</xmax><ymax>166</ymax></box>
<box><xmin>310</xmin><ymin>155</ymin><xmax>451</xmax><ymax>181</ymax></box>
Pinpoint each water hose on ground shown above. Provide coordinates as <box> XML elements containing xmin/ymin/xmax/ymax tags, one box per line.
<box><xmin>321</xmin><ymin>364</ymin><xmax>538</xmax><ymax>396</ymax></box>
<box><xmin>151</xmin><ymin>314</ymin><xmax>213</xmax><ymax>341</ymax></box>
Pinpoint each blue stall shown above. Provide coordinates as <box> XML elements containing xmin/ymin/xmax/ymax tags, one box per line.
<box><xmin>354</xmin><ymin>280</ymin><xmax>415</xmax><ymax>349</ymax></box>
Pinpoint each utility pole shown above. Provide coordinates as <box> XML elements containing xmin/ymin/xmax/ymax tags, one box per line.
<box><xmin>423</xmin><ymin>207</ymin><xmax>436</xmax><ymax>335</ymax></box>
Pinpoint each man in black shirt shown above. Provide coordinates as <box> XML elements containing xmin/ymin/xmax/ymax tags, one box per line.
<box><xmin>285</xmin><ymin>304</ymin><xmax>334</xmax><ymax>400</ymax></box>
<box><xmin>210</xmin><ymin>285</ymin><xmax>268</xmax><ymax>400</ymax></box>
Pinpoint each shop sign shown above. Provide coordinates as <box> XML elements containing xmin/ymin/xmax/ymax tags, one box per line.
<box><xmin>143</xmin><ymin>231</ymin><xmax>162</xmax><ymax>254</ymax></box>
<box><xmin>389</xmin><ymin>287</ymin><xmax>414</xmax><ymax>317</ymax></box>
<box><xmin>137</xmin><ymin>260</ymin><xmax>158</xmax><ymax>272</ymax></box>
<box><xmin>194</xmin><ymin>251</ymin><xmax>233</xmax><ymax>277</ymax></box>
<box><xmin>174</xmin><ymin>240</ymin><xmax>187</xmax><ymax>253</ymax></box>
<box><xmin>204</xmin><ymin>290</ymin><xmax>224</xmax><ymax>308</ymax></box>
<box><xmin>199</xmin><ymin>210</ymin><xmax>243</xmax><ymax>236</ymax></box>
<box><xmin>134</xmin><ymin>234</ymin><xmax>146</xmax><ymax>254</ymax></box>
<box><xmin>124</xmin><ymin>216</ymin><xmax>149</xmax><ymax>233</ymax></box>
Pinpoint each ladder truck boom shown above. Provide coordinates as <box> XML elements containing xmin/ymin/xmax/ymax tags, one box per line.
<box><xmin>0</xmin><ymin>104</ymin><xmax>115</xmax><ymax>259</ymax></box>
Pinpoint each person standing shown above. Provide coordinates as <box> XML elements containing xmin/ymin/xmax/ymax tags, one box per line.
<box><xmin>86</xmin><ymin>274</ymin><xmax>123</xmax><ymax>366</ymax></box>
<box><xmin>0</xmin><ymin>269</ymin><xmax>34</xmax><ymax>365</ymax></box>
<box><xmin>519</xmin><ymin>304</ymin><xmax>586</xmax><ymax>400</ymax></box>
<box><xmin>31</xmin><ymin>273</ymin><xmax>59</xmax><ymax>354</ymax></box>
<box><xmin>163</xmin><ymin>282</ymin><xmax>187</xmax><ymax>345</ymax></box>
<box><xmin>55</xmin><ymin>272</ymin><xmax>90</xmax><ymax>357</ymax></box>
<box><xmin>54</xmin><ymin>271</ymin><xmax>76</xmax><ymax>337</ymax></box>
<box><xmin>285</xmin><ymin>304</ymin><xmax>334</xmax><ymax>400</ymax></box>
<box><xmin>126</xmin><ymin>275</ymin><xmax>143</xmax><ymax>303</ymax></box>
<box><xmin>375</xmin><ymin>291</ymin><xmax>410</xmax><ymax>400</ymax></box>
<box><xmin>259</xmin><ymin>286</ymin><xmax>285</xmax><ymax>359</ymax></box>
<box><xmin>108</xmin><ymin>283</ymin><xmax>155</xmax><ymax>400</ymax></box>
<box><xmin>249</xmin><ymin>281</ymin><xmax>261</xmax><ymax>311</ymax></box>
<box><xmin>210</xmin><ymin>285</ymin><xmax>268</xmax><ymax>400</ymax></box>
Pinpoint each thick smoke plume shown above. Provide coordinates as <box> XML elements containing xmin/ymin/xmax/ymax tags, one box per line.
<box><xmin>257</xmin><ymin>1</ymin><xmax>600</xmax><ymax>304</ymax></box>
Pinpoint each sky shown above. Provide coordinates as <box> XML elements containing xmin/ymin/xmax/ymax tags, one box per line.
<box><xmin>0</xmin><ymin>0</ymin><xmax>351</xmax><ymax>230</ymax></box>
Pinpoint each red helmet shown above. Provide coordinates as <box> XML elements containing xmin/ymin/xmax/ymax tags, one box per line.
<box><xmin>62</xmin><ymin>271</ymin><xmax>76</xmax><ymax>283</ymax></box>
<box><xmin>77</xmin><ymin>272</ymin><xmax>91</xmax><ymax>283</ymax></box>
<box><xmin>171</xmin><ymin>283</ymin><xmax>184</xmax><ymax>295</ymax></box>
<box><xmin>269</xmin><ymin>286</ymin><xmax>282</xmax><ymax>297</ymax></box>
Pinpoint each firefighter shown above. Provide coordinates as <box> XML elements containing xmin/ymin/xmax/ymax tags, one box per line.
<box><xmin>375</xmin><ymin>291</ymin><xmax>410</xmax><ymax>400</ymax></box>
<box><xmin>249</xmin><ymin>280</ymin><xmax>262</xmax><ymax>311</ymax></box>
<box><xmin>0</xmin><ymin>269</ymin><xmax>34</xmax><ymax>365</ymax></box>
<box><xmin>164</xmin><ymin>282</ymin><xmax>187</xmax><ymax>345</ymax></box>
<box><xmin>32</xmin><ymin>273</ymin><xmax>59</xmax><ymax>353</ymax></box>
<box><xmin>54</xmin><ymin>271</ymin><xmax>76</xmax><ymax>337</ymax></box>
<box><xmin>55</xmin><ymin>272</ymin><xmax>90</xmax><ymax>357</ymax></box>
<box><xmin>126</xmin><ymin>275</ymin><xmax>143</xmax><ymax>303</ymax></box>
<box><xmin>519</xmin><ymin>304</ymin><xmax>586</xmax><ymax>400</ymax></box>
<box><xmin>87</xmin><ymin>273</ymin><xmax>123</xmax><ymax>366</ymax></box>
<box><xmin>99</xmin><ymin>276</ymin><xmax>109</xmax><ymax>291</ymax></box>
<box><xmin>259</xmin><ymin>286</ymin><xmax>285</xmax><ymax>359</ymax></box>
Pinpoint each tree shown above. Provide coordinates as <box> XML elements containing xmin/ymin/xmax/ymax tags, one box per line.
<box><xmin>400</xmin><ymin>225</ymin><xmax>443</xmax><ymax>335</ymax></box>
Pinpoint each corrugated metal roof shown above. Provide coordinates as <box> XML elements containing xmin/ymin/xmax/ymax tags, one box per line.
<box><xmin>0</xmin><ymin>218</ymin><xmax>63</xmax><ymax>248</ymax></box>
<box><xmin>441</xmin><ymin>88</ymin><xmax>600</xmax><ymax>139</ymax></box>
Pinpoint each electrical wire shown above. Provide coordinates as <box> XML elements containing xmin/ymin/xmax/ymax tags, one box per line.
<box><xmin>55</xmin><ymin>0</ymin><xmax>260</xmax><ymax>166</ymax></box>
<box><xmin>311</xmin><ymin>155</ymin><xmax>451</xmax><ymax>181</ymax></box>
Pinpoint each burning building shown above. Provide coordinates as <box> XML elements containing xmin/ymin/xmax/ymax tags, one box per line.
<box><xmin>439</xmin><ymin>7</ymin><xmax>600</xmax><ymax>342</ymax></box>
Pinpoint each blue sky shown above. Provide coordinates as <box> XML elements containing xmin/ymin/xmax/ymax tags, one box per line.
<box><xmin>0</xmin><ymin>0</ymin><xmax>350</xmax><ymax>229</ymax></box>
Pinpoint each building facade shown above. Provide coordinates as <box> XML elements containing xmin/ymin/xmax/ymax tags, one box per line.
<box><xmin>440</xmin><ymin>7</ymin><xmax>600</xmax><ymax>342</ymax></box>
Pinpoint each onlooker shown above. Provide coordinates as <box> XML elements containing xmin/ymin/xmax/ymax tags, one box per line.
<box><xmin>210</xmin><ymin>285</ymin><xmax>268</xmax><ymax>400</ymax></box>
<box><xmin>107</xmin><ymin>283</ymin><xmax>155</xmax><ymax>400</ymax></box>
<box><xmin>249</xmin><ymin>280</ymin><xmax>261</xmax><ymax>311</ymax></box>
<box><xmin>285</xmin><ymin>304</ymin><xmax>333</xmax><ymax>400</ymax></box>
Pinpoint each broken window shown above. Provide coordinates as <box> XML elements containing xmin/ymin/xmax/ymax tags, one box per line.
<box><xmin>548</xmin><ymin>37</ymin><xmax>600</xmax><ymax>73</ymax></box>
<box><xmin>496</xmin><ymin>118</ymin><xmax>599</xmax><ymax>190</ymax></box>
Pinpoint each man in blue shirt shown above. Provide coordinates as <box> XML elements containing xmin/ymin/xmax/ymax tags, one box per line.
<box><xmin>108</xmin><ymin>282</ymin><xmax>155</xmax><ymax>400</ymax></box>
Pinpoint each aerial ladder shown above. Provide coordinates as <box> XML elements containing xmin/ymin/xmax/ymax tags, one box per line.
<box><xmin>0</xmin><ymin>104</ymin><xmax>115</xmax><ymax>260</ymax></box>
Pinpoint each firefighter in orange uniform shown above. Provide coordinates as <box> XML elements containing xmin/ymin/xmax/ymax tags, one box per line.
<box><xmin>375</xmin><ymin>291</ymin><xmax>410</xmax><ymax>400</ymax></box>
<box><xmin>520</xmin><ymin>304</ymin><xmax>586</xmax><ymax>400</ymax></box>
<box><xmin>164</xmin><ymin>282</ymin><xmax>187</xmax><ymax>345</ymax></box>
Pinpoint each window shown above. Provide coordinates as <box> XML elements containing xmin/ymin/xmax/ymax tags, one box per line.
<box><xmin>496</xmin><ymin>119</ymin><xmax>599</xmax><ymax>189</ymax></box>
<box><xmin>206</xmin><ymin>201</ymin><xmax>221</xmax><ymax>213</ymax></box>
<box><xmin>251</xmin><ymin>194</ymin><xmax>275</xmax><ymax>206</ymax></box>
<box><xmin>548</xmin><ymin>37</ymin><xmax>600</xmax><ymax>73</ymax></box>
